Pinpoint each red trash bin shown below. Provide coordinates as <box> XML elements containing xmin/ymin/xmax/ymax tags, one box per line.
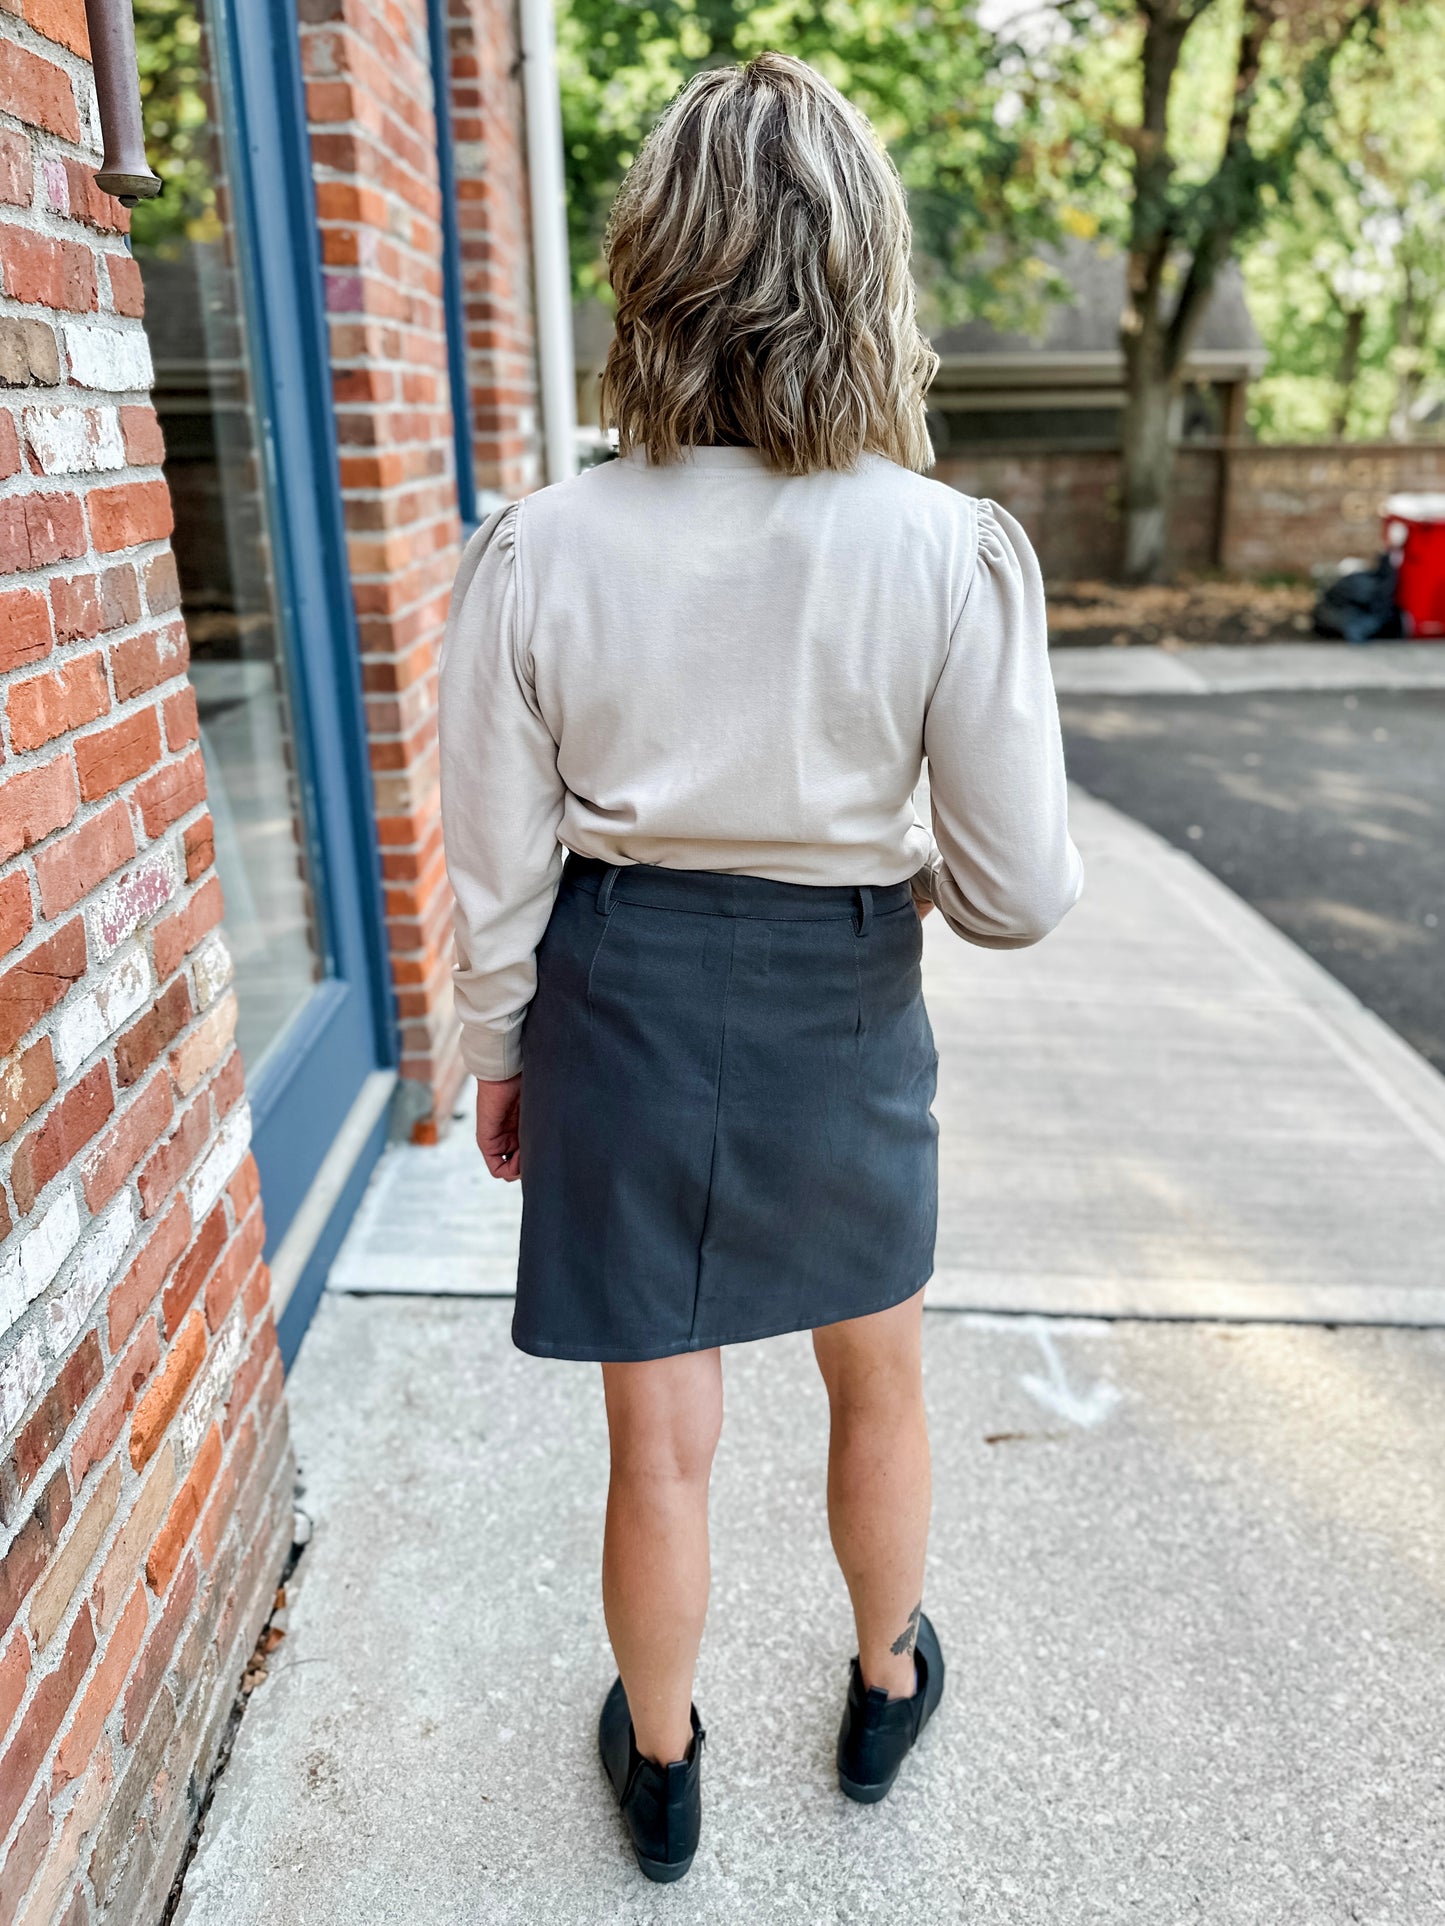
<box><xmin>1383</xmin><ymin>493</ymin><xmax>1445</xmax><ymax>638</ymax></box>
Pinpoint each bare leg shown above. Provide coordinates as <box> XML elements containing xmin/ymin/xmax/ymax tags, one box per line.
<box><xmin>601</xmin><ymin>1349</ymin><xmax>723</xmax><ymax>1765</ymax></box>
<box><xmin>813</xmin><ymin>1290</ymin><xmax>931</xmax><ymax>1699</ymax></box>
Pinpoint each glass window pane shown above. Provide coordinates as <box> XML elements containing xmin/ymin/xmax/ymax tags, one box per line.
<box><xmin>133</xmin><ymin>0</ymin><xmax>325</xmax><ymax>1075</ymax></box>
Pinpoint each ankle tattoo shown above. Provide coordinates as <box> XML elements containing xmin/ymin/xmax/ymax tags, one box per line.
<box><xmin>890</xmin><ymin>1601</ymin><xmax>922</xmax><ymax>1657</ymax></box>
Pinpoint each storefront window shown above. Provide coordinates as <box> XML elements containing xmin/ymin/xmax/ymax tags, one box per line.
<box><xmin>133</xmin><ymin>0</ymin><xmax>325</xmax><ymax>1075</ymax></box>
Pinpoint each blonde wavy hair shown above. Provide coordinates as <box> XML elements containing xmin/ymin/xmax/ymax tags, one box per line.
<box><xmin>600</xmin><ymin>53</ymin><xmax>937</xmax><ymax>474</ymax></box>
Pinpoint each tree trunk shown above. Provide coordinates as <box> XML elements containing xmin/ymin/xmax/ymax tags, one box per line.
<box><xmin>1120</xmin><ymin>327</ymin><xmax>1174</xmax><ymax>583</ymax></box>
<box><xmin>1332</xmin><ymin>307</ymin><xmax>1365</xmax><ymax>438</ymax></box>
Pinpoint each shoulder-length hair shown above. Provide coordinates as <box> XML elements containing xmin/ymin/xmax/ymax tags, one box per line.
<box><xmin>599</xmin><ymin>53</ymin><xmax>938</xmax><ymax>475</ymax></box>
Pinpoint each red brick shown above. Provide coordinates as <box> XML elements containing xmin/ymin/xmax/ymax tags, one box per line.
<box><xmin>0</xmin><ymin>1035</ymin><xmax>57</xmax><ymax>1146</ymax></box>
<box><xmin>86</xmin><ymin>479</ymin><xmax>173</xmax><ymax>553</ymax></box>
<box><xmin>0</xmin><ymin>39</ymin><xmax>80</xmax><ymax>141</ymax></box>
<box><xmin>162</xmin><ymin>1199</ymin><xmax>225</xmax><ymax>1338</ymax></box>
<box><xmin>0</xmin><ymin>1627</ymin><xmax>29</xmax><ymax>1739</ymax></box>
<box><xmin>206</xmin><ymin>1207</ymin><xmax>264</xmax><ymax>1332</ymax></box>
<box><xmin>33</xmin><ymin>799</ymin><xmax>137</xmax><ymax>916</ymax></box>
<box><xmin>49</xmin><ymin>566</ymin><xmax>139</xmax><ymax>644</ymax></box>
<box><xmin>227</xmin><ymin>1149</ymin><xmax>261</xmax><ymax>1224</ymax></box>
<box><xmin>0</xmin><ymin>498</ymin><xmax>27</xmax><ymax>573</ymax></box>
<box><xmin>6</xmin><ymin>650</ymin><xmax>109</xmax><ymax>752</ymax></box>
<box><xmin>79</xmin><ymin>1071</ymin><xmax>172</xmax><ymax>1212</ymax></box>
<box><xmin>71</xmin><ymin>1318</ymin><xmax>160</xmax><ymax>1488</ymax></box>
<box><xmin>59</xmin><ymin>160</ymin><xmax>127</xmax><ymax>232</ymax></box>
<box><xmin>129</xmin><ymin>1311</ymin><xmax>206</xmax><ymax>1472</ymax></box>
<box><xmin>0</xmin><ymin>225</ymin><xmax>93</xmax><ymax>310</ymax></box>
<box><xmin>118</xmin><ymin>404</ymin><xmax>164</xmax><ymax>465</ymax></box>
<box><xmin>135</xmin><ymin>1089</ymin><xmax>208</xmax><ymax>1218</ymax></box>
<box><xmin>146</xmin><ymin>1424</ymin><xmax>221</xmax><ymax>1591</ymax></box>
<box><xmin>141</xmin><ymin>550</ymin><xmax>179</xmax><ymax>615</ymax></box>
<box><xmin>0</xmin><ymin>587</ymin><xmax>51</xmax><ymax>669</ymax></box>
<box><xmin>105</xmin><ymin>252</ymin><xmax>144</xmax><ymax>318</ymax></box>
<box><xmin>20</xmin><ymin>0</ymin><xmax>91</xmax><ymax>59</ymax></box>
<box><xmin>53</xmin><ymin>1582</ymin><xmax>147</xmax><ymax>1789</ymax></box>
<box><xmin>199</xmin><ymin>1413</ymin><xmax>256</xmax><ymax>1567</ymax></box>
<box><xmin>0</xmin><ymin>756</ymin><xmax>77</xmax><ymax>862</ymax></box>
<box><xmin>0</xmin><ymin>917</ymin><xmax>84</xmax><ymax>1056</ymax></box>
<box><xmin>183</xmin><ymin>814</ymin><xmax>215</xmax><ymax>881</ymax></box>
<box><xmin>111</xmin><ymin>620</ymin><xmax>187</xmax><ymax>700</ymax></box>
<box><xmin>211</xmin><ymin>1043</ymin><xmax>244</xmax><ymax>1118</ymax></box>
<box><xmin>122</xmin><ymin>1551</ymin><xmax>195</xmax><ymax>1745</ymax></box>
<box><xmin>152</xmin><ymin>874</ymin><xmax>223</xmax><ymax>982</ymax></box>
<box><xmin>7</xmin><ymin>1333</ymin><xmax>104</xmax><ymax>1508</ymax></box>
<box><xmin>162</xmin><ymin>683</ymin><xmax>199</xmax><ymax>751</ymax></box>
<box><xmin>9</xmin><ymin>1058</ymin><xmax>112</xmax><ymax>1214</ymax></box>
<box><xmin>0</xmin><ymin>1606</ymin><xmax>94</xmax><ymax>1840</ymax></box>
<box><xmin>24</xmin><ymin>490</ymin><xmax>86</xmax><ymax>566</ymax></box>
<box><xmin>0</xmin><ymin>1470</ymin><xmax>69</xmax><ymax>1632</ymax></box>
<box><xmin>0</xmin><ymin>129</ymin><xmax>30</xmax><ymax>209</ymax></box>
<box><xmin>107</xmin><ymin>1198</ymin><xmax>188</xmax><ymax>1349</ymax></box>
<box><xmin>133</xmin><ymin>747</ymin><xmax>206</xmax><ymax>837</ymax></box>
<box><xmin>114</xmin><ymin>973</ymin><xmax>190</xmax><ymax>1090</ymax></box>
<box><xmin>73</xmin><ymin>705</ymin><xmax>161</xmax><ymax>802</ymax></box>
<box><xmin>0</xmin><ymin>870</ymin><xmax>32</xmax><ymax>963</ymax></box>
<box><xmin>0</xmin><ymin>1791</ymin><xmax>52</xmax><ymax>1925</ymax></box>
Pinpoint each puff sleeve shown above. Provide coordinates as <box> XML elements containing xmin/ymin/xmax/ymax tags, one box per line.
<box><xmin>438</xmin><ymin>501</ymin><xmax>566</xmax><ymax>1079</ymax></box>
<box><xmin>914</xmin><ymin>500</ymin><xmax>1084</xmax><ymax>947</ymax></box>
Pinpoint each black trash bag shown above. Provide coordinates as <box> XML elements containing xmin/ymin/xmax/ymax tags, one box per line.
<box><xmin>1313</xmin><ymin>553</ymin><xmax>1404</xmax><ymax>643</ymax></box>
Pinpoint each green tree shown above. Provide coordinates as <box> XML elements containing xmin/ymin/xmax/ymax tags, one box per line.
<box><xmin>1016</xmin><ymin>0</ymin><xmax>1384</xmax><ymax>579</ymax></box>
<box><xmin>556</xmin><ymin>0</ymin><xmax>1063</xmax><ymax>327</ymax></box>
<box><xmin>1244</xmin><ymin>1</ymin><xmax>1445</xmax><ymax>441</ymax></box>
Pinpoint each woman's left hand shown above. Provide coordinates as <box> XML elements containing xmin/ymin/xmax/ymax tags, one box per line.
<box><xmin>476</xmin><ymin>1074</ymin><xmax>523</xmax><ymax>1180</ymax></box>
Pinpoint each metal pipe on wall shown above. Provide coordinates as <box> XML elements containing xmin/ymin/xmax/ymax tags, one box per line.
<box><xmin>82</xmin><ymin>0</ymin><xmax>163</xmax><ymax>204</ymax></box>
<box><xmin>517</xmin><ymin>0</ymin><xmax>578</xmax><ymax>486</ymax></box>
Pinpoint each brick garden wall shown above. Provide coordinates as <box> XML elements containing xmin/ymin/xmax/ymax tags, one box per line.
<box><xmin>933</xmin><ymin>446</ymin><xmax>1222</xmax><ymax>580</ymax></box>
<box><xmin>448</xmin><ymin>0</ymin><xmax>541</xmax><ymax>500</ymax></box>
<box><xmin>935</xmin><ymin>439</ymin><xmax>1445</xmax><ymax>582</ymax></box>
<box><xmin>1219</xmin><ymin>442</ymin><xmax>1445</xmax><ymax>577</ymax></box>
<box><xmin>0</xmin><ymin>9</ymin><xmax>292</xmax><ymax>1919</ymax></box>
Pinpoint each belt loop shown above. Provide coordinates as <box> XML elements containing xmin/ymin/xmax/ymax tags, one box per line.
<box><xmin>597</xmin><ymin>864</ymin><xmax>621</xmax><ymax>916</ymax></box>
<box><xmin>854</xmin><ymin>885</ymin><xmax>872</xmax><ymax>937</ymax></box>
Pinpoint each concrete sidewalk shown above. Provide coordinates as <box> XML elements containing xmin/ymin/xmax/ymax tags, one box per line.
<box><xmin>175</xmin><ymin>794</ymin><xmax>1445</xmax><ymax>1924</ymax></box>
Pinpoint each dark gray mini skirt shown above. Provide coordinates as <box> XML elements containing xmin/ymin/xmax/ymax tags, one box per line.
<box><xmin>513</xmin><ymin>855</ymin><xmax>939</xmax><ymax>1362</ymax></box>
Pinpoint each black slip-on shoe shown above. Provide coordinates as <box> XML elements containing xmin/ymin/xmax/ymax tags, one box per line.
<box><xmin>598</xmin><ymin>1676</ymin><xmax>704</xmax><ymax>1883</ymax></box>
<box><xmin>836</xmin><ymin>1611</ymin><xmax>945</xmax><ymax>1804</ymax></box>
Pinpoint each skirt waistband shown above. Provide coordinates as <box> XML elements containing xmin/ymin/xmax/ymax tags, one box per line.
<box><xmin>562</xmin><ymin>853</ymin><xmax>914</xmax><ymax>924</ymax></box>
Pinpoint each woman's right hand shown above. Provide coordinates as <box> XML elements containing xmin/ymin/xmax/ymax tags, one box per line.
<box><xmin>476</xmin><ymin>1074</ymin><xmax>523</xmax><ymax>1180</ymax></box>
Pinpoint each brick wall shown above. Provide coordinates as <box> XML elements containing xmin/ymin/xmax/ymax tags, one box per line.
<box><xmin>0</xmin><ymin>10</ymin><xmax>292</xmax><ymax>1920</ymax></box>
<box><xmin>449</xmin><ymin>0</ymin><xmax>540</xmax><ymax>500</ymax></box>
<box><xmin>1220</xmin><ymin>442</ymin><xmax>1445</xmax><ymax>577</ymax></box>
<box><xmin>933</xmin><ymin>446</ymin><xmax>1222</xmax><ymax>580</ymax></box>
<box><xmin>935</xmin><ymin>438</ymin><xmax>1445</xmax><ymax>582</ymax></box>
<box><xmin>301</xmin><ymin>0</ymin><xmax>468</xmax><ymax>1138</ymax></box>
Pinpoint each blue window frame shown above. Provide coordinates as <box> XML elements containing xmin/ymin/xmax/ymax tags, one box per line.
<box><xmin>204</xmin><ymin>0</ymin><xmax>398</xmax><ymax>1358</ymax></box>
<box><xmin>426</xmin><ymin>0</ymin><xmax>479</xmax><ymax>531</ymax></box>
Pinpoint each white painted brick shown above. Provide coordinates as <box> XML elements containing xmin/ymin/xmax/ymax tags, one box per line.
<box><xmin>175</xmin><ymin>1308</ymin><xmax>245</xmax><ymax>1465</ymax></box>
<box><xmin>188</xmin><ymin>1101</ymin><xmax>251</xmax><ymax>1224</ymax></box>
<box><xmin>47</xmin><ymin>1192</ymin><xmax>137</xmax><ymax>1358</ymax></box>
<box><xmin>0</xmin><ymin>1331</ymin><xmax>46</xmax><ymax>1441</ymax></box>
<box><xmin>0</xmin><ymin>1249</ymin><xmax>26</xmax><ymax>1340</ymax></box>
<box><xmin>23</xmin><ymin>406</ymin><xmax>125</xmax><ymax>475</ymax></box>
<box><xmin>191</xmin><ymin>932</ymin><xmax>234</xmax><ymax>1010</ymax></box>
<box><xmin>62</xmin><ymin>321</ymin><xmax>154</xmax><ymax>394</ymax></box>
<box><xmin>87</xmin><ymin>847</ymin><xmax>178</xmax><ymax>963</ymax></box>
<box><xmin>51</xmin><ymin>946</ymin><xmax>154</xmax><ymax>1078</ymax></box>
<box><xmin>18</xmin><ymin>1188</ymin><xmax>83</xmax><ymax>1307</ymax></box>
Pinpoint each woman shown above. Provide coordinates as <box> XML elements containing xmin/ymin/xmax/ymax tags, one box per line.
<box><xmin>438</xmin><ymin>52</ymin><xmax>1081</xmax><ymax>1884</ymax></box>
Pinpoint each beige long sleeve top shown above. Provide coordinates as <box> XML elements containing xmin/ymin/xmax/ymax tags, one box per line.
<box><xmin>438</xmin><ymin>446</ymin><xmax>1083</xmax><ymax>1080</ymax></box>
